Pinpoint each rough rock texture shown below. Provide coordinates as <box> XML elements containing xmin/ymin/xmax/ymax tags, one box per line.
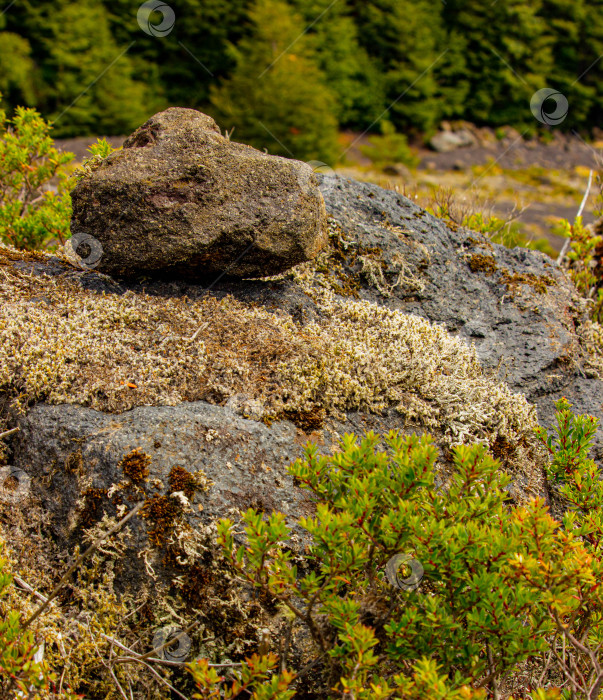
<box><xmin>315</xmin><ymin>175</ymin><xmax>603</xmax><ymax>459</ymax></box>
<box><xmin>4</xmin><ymin>174</ymin><xmax>603</xmax><ymax>592</ymax></box>
<box><xmin>70</xmin><ymin>108</ymin><xmax>327</xmax><ymax>280</ymax></box>
<box><xmin>11</xmin><ymin>402</ymin><xmax>315</xmax><ymax>587</ymax></box>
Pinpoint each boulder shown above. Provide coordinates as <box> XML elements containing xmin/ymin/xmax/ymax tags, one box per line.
<box><xmin>3</xmin><ymin>174</ymin><xmax>603</xmax><ymax>592</ymax></box>
<box><xmin>70</xmin><ymin>108</ymin><xmax>328</xmax><ymax>280</ymax></box>
<box><xmin>430</xmin><ymin>129</ymin><xmax>477</xmax><ymax>152</ymax></box>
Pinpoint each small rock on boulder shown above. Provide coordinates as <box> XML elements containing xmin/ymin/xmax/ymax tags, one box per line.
<box><xmin>70</xmin><ymin>108</ymin><xmax>328</xmax><ymax>280</ymax></box>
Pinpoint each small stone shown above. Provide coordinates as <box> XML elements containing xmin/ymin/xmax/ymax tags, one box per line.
<box><xmin>429</xmin><ymin>129</ymin><xmax>477</xmax><ymax>153</ymax></box>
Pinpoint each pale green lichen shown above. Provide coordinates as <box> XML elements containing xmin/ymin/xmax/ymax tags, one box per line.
<box><xmin>0</xmin><ymin>244</ymin><xmax>537</xmax><ymax>454</ymax></box>
<box><xmin>277</xmin><ymin>286</ymin><xmax>537</xmax><ymax>447</ymax></box>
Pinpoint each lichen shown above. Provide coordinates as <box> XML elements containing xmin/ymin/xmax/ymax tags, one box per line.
<box><xmin>0</xmin><ymin>244</ymin><xmax>538</xmax><ymax>455</ymax></box>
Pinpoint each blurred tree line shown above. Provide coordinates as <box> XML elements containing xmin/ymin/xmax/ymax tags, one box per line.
<box><xmin>1</xmin><ymin>0</ymin><xmax>602</xmax><ymax>162</ymax></box>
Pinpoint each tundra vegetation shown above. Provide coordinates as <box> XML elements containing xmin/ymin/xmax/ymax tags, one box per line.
<box><xmin>2</xmin><ymin>108</ymin><xmax>603</xmax><ymax>698</ymax></box>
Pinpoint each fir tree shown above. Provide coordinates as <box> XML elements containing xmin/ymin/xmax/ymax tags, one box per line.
<box><xmin>441</xmin><ymin>0</ymin><xmax>551</xmax><ymax>129</ymax></box>
<box><xmin>348</xmin><ymin>0</ymin><xmax>449</xmax><ymax>135</ymax></box>
<box><xmin>0</xmin><ymin>19</ymin><xmax>37</xmax><ymax>108</ymax></box>
<box><xmin>210</xmin><ymin>0</ymin><xmax>339</xmax><ymax>164</ymax></box>
<box><xmin>289</xmin><ymin>0</ymin><xmax>386</xmax><ymax>129</ymax></box>
<box><xmin>538</xmin><ymin>0</ymin><xmax>603</xmax><ymax>130</ymax></box>
<box><xmin>5</xmin><ymin>0</ymin><xmax>152</xmax><ymax>136</ymax></box>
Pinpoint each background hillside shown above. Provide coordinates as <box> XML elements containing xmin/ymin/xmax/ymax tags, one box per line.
<box><xmin>1</xmin><ymin>0</ymin><xmax>602</xmax><ymax>161</ymax></box>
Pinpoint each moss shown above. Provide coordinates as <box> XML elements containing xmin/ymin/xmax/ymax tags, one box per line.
<box><xmin>141</xmin><ymin>494</ymin><xmax>183</xmax><ymax>547</ymax></box>
<box><xmin>490</xmin><ymin>434</ymin><xmax>517</xmax><ymax>463</ymax></box>
<box><xmin>2</xmin><ymin>475</ymin><xmax>18</xmax><ymax>492</ymax></box>
<box><xmin>468</xmin><ymin>253</ymin><xmax>498</xmax><ymax>275</ymax></box>
<box><xmin>281</xmin><ymin>406</ymin><xmax>326</xmax><ymax>432</ymax></box>
<box><xmin>465</xmin><ymin>236</ymin><xmax>493</xmax><ymax>251</ymax></box>
<box><xmin>80</xmin><ymin>487</ymin><xmax>107</xmax><ymax>528</ymax></box>
<box><xmin>498</xmin><ymin>269</ymin><xmax>555</xmax><ymax>295</ymax></box>
<box><xmin>168</xmin><ymin>465</ymin><xmax>198</xmax><ymax>499</ymax></box>
<box><xmin>177</xmin><ymin>561</ymin><xmax>214</xmax><ymax>608</ymax></box>
<box><xmin>119</xmin><ymin>448</ymin><xmax>151</xmax><ymax>484</ymax></box>
<box><xmin>65</xmin><ymin>450</ymin><xmax>84</xmax><ymax>475</ymax></box>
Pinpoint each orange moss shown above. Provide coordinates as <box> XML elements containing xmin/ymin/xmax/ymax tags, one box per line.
<box><xmin>119</xmin><ymin>448</ymin><xmax>151</xmax><ymax>484</ymax></box>
<box><xmin>168</xmin><ymin>465</ymin><xmax>197</xmax><ymax>499</ymax></box>
<box><xmin>468</xmin><ymin>254</ymin><xmax>497</xmax><ymax>275</ymax></box>
<box><xmin>141</xmin><ymin>494</ymin><xmax>183</xmax><ymax>546</ymax></box>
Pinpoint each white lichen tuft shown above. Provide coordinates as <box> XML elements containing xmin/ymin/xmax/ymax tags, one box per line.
<box><xmin>278</xmin><ymin>287</ymin><xmax>537</xmax><ymax>446</ymax></box>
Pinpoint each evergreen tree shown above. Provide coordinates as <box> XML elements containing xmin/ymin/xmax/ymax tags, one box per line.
<box><xmin>441</xmin><ymin>0</ymin><xmax>551</xmax><ymax>129</ymax></box>
<box><xmin>0</xmin><ymin>19</ymin><xmax>37</xmax><ymax>108</ymax></box>
<box><xmin>4</xmin><ymin>0</ymin><xmax>153</xmax><ymax>136</ymax></box>
<box><xmin>538</xmin><ymin>0</ymin><xmax>603</xmax><ymax>131</ymax></box>
<box><xmin>348</xmin><ymin>0</ymin><xmax>450</xmax><ymax>135</ymax></box>
<box><xmin>210</xmin><ymin>0</ymin><xmax>339</xmax><ymax>163</ymax></box>
<box><xmin>103</xmin><ymin>0</ymin><xmax>250</xmax><ymax>111</ymax></box>
<box><xmin>289</xmin><ymin>0</ymin><xmax>386</xmax><ymax>129</ymax></box>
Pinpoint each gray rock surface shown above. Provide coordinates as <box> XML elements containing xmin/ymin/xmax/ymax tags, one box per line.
<box><xmin>316</xmin><ymin>175</ymin><xmax>603</xmax><ymax>457</ymax></box>
<box><xmin>6</xmin><ymin>173</ymin><xmax>603</xmax><ymax>590</ymax></box>
<box><xmin>70</xmin><ymin>108</ymin><xmax>327</xmax><ymax>280</ymax></box>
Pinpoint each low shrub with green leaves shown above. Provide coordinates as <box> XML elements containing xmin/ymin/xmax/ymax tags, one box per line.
<box><xmin>0</xmin><ymin>545</ymin><xmax>78</xmax><ymax>699</ymax></box>
<box><xmin>0</xmin><ymin>99</ymin><xmax>74</xmax><ymax>250</ymax></box>
<box><xmin>360</xmin><ymin>120</ymin><xmax>419</xmax><ymax>169</ymax></box>
<box><xmin>186</xmin><ymin>399</ymin><xmax>603</xmax><ymax>699</ymax></box>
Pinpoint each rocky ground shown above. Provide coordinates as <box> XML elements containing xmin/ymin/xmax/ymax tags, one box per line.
<box><xmin>3</xmin><ymin>113</ymin><xmax>601</xmax><ymax>696</ymax></box>
<box><xmin>339</xmin><ymin>126</ymin><xmax>602</xmax><ymax>253</ymax></box>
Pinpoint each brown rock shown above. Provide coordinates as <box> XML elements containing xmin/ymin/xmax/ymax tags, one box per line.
<box><xmin>70</xmin><ymin>108</ymin><xmax>328</xmax><ymax>280</ymax></box>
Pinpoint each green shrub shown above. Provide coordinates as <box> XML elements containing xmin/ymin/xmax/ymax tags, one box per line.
<box><xmin>558</xmin><ymin>214</ymin><xmax>603</xmax><ymax>322</ymax></box>
<box><xmin>206</xmin><ymin>399</ymin><xmax>603</xmax><ymax>698</ymax></box>
<box><xmin>0</xmin><ymin>100</ymin><xmax>74</xmax><ymax>250</ymax></box>
<box><xmin>360</xmin><ymin>120</ymin><xmax>419</xmax><ymax>169</ymax></box>
<box><xmin>0</xmin><ymin>545</ymin><xmax>59</xmax><ymax>698</ymax></box>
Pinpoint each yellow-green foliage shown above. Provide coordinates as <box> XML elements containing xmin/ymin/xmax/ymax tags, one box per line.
<box><xmin>212</xmin><ymin>401</ymin><xmax>603</xmax><ymax>698</ymax></box>
<box><xmin>0</xmin><ymin>102</ymin><xmax>74</xmax><ymax>250</ymax></box>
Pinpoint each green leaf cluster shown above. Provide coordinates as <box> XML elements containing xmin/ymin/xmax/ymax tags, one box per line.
<box><xmin>207</xmin><ymin>401</ymin><xmax>603</xmax><ymax>697</ymax></box>
<box><xmin>0</xmin><ymin>102</ymin><xmax>74</xmax><ymax>250</ymax></box>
